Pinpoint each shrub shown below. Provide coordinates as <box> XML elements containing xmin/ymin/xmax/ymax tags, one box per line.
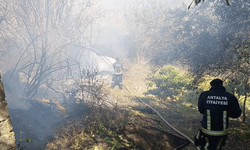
<box><xmin>148</xmin><ymin>65</ymin><xmax>192</xmax><ymax>99</ymax></box>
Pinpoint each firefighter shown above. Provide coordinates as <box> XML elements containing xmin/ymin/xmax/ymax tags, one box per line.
<box><xmin>196</xmin><ymin>79</ymin><xmax>241</xmax><ymax>150</ymax></box>
<box><xmin>111</xmin><ymin>57</ymin><xmax>123</xmax><ymax>89</ymax></box>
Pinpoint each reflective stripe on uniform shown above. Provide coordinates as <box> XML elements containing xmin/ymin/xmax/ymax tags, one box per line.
<box><xmin>201</xmin><ymin>127</ymin><xmax>228</xmax><ymax>136</ymax></box>
<box><xmin>207</xmin><ymin>110</ymin><xmax>211</xmax><ymax>130</ymax></box>
<box><xmin>223</xmin><ymin>111</ymin><xmax>227</xmax><ymax>131</ymax></box>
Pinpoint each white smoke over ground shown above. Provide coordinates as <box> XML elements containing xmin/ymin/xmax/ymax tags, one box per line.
<box><xmin>64</xmin><ymin>49</ymin><xmax>116</xmax><ymax>78</ymax></box>
<box><xmin>84</xmin><ymin>50</ymin><xmax>116</xmax><ymax>73</ymax></box>
<box><xmin>2</xmin><ymin>51</ymin><xmax>115</xmax><ymax>149</ymax></box>
<box><xmin>91</xmin><ymin>52</ymin><xmax>116</xmax><ymax>73</ymax></box>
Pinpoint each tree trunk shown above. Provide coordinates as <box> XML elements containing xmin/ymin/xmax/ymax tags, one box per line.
<box><xmin>242</xmin><ymin>77</ymin><xmax>249</xmax><ymax>123</ymax></box>
<box><xmin>242</xmin><ymin>91</ymin><xmax>247</xmax><ymax>123</ymax></box>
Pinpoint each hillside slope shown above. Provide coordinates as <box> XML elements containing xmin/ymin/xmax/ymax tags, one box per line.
<box><xmin>46</xmin><ymin>63</ymin><xmax>250</xmax><ymax>150</ymax></box>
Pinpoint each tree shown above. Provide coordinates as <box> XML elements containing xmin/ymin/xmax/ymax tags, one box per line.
<box><xmin>0</xmin><ymin>0</ymin><xmax>107</xmax><ymax>99</ymax></box>
<box><xmin>224</xmin><ymin>43</ymin><xmax>250</xmax><ymax>123</ymax></box>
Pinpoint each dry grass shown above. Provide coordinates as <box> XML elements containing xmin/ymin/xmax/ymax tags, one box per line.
<box><xmin>46</xmin><ymin>104</ymin><xmax>131</xmax><ymax>150</ymax></box>
<box><xmin>41</xmin><ymin>98</ymin><xmax>66</xmax><ymax>110</ymax></box>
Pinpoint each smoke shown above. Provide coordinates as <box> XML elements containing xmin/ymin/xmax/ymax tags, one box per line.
<box><xmin>1</xmin><ymin>69</ymin><xmax>30</xmax><ymax>110</ymax></box>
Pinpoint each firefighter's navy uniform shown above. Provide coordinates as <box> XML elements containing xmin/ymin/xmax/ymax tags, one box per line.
<box><xmin>111</xmin><ymin>58</ymin><xmax>123</xmax><ymax>89</ymax></box>
<box><xmin>198</xmin><ymin>79</ymin><xmax>241</xmax><ymax>150</ymax></box>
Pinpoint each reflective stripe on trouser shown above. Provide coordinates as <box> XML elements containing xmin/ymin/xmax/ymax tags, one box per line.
<box><xmin>216</xmin><ymin>138</ymin><xmax>223</xmax><ymax>150</ymax></box>
<box><xmin>196</xmin><ymin>130</ymin><xmax>200</xmax><ymax>139</ymax></box>
<box><xmin>203</xmin><ymin>136</ymin><xmax>224</xmax><ymax>150</ymax></box>
<box><xmin>204</xmin><ymin>137</ymin><xmax>209</xmax><ymax>150</ymax></box>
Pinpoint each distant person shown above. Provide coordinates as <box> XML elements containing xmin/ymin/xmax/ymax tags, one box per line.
<box><xmin>195</xmin><ymin>79</ymin><xmax>242</xmax><ymax>150</ymax></box>
<box><xmin>111</xmin><ymin>57</ymin><xmax>123</xmax><ymax>89</ymax></box>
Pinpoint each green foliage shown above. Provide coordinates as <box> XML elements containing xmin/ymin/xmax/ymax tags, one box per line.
<box><xmin>93</xmin><ymin>118</ymin><xmax>131</xmax><ymax>149</ymax></box>
<box><xmin>148</xmin><ymin>65</ymin><xmax>192</xmax><ymax>99</ymax></box>
<box><xmin>236</xmin><ymin>45</ymin><xmax>250</xmax><ymax>64</ymax></box>
<box><xmin>223</xmin><ymin>73</ymin><xmax>249</xmax><ymax>96</ymax></box>
<box><xmin>196</xmin><ymin>75</ymin><xmax>214</xmax><ymax>91</ymax></box>
<box><xmin>17</xmin><ymin>131</ymin><xmax>32</xmax><ymax>150</ymax></box>
<box><xmin>195</xmin><ymin>0</ymin><xmax>202</xmax><ymax>5</ymax></box>
<box><xmin>179</xmin><ymin>89</ymin><xmax>201</xmax><ymax>104</ymax></box>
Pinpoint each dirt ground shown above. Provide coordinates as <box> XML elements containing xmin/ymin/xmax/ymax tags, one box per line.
<box><xmin>119</xmin><ymin>115</ymin><xmax>190</xmax><ymax>150</ymax></box>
